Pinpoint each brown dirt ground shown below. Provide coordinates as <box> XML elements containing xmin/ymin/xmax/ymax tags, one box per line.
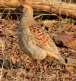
<box><xmin>0</xmin><ymin>16</ymin><xmax>76</xmax><ymax>81</ymax></box>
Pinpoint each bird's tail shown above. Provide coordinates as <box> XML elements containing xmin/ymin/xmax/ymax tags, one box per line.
<box><xmin>47</xmin><ymin>50</ymin><xmax>76</xmax><ymax>66</ymax></box>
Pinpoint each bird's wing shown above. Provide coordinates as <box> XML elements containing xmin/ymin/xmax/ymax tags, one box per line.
<box><xmin>30</xmin><ymin>23</ymin><xmax>49</xmax><ymax>46</ymax></box>
<box><xmin>29</xmin><ymin>22</ymin><xmax>56</xmax><ymax>51</ymax></box>
<box><xmin>29</xmin><ymin>22</ymin><xmax>76</xmax><ymax>66</ymax></box>
<box><xmin>29</xmin><ymin>22</ymin><xmax>62</xmax><ymax>60</ymax></box>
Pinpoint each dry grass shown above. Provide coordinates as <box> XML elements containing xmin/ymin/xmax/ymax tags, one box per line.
<box><xmin>0</xmin><ymin>18</ymin><xmax>75</xmax><ymax>81</ymax></box>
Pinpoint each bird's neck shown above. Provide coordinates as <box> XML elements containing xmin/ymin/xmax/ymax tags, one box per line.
<box><xmin>21</xmin><ymin>13</ymin><xmax>34</xmax><ymax>27</ymax></box>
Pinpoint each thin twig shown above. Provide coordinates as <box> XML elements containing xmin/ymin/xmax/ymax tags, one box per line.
<box><xmin>34</xmin><ymin>13</ymin><xmax>57</xmax><ymax>19</ymax></box>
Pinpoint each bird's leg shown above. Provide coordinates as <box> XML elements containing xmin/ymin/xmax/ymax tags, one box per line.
<box><xmin>37</xmin><ymin>60</ymin><xmax>41</xmax><ymax>66</ymax></box>
<box><xmin>29</xmin><ymin>59</ymin><xmax>37</xmax><ymax>72</ymax></box>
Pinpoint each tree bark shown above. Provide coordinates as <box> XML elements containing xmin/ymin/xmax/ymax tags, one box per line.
<box><xmin>0</xmin><ymin>0</ymin><xmax>76</xmax><ymax>19</ymax></box>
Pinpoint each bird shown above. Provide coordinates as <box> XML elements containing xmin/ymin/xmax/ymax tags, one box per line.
<box><xmin>18</xmin><ymin>5</ymin><xmax>76</xmax><ymax>66</ymax></box>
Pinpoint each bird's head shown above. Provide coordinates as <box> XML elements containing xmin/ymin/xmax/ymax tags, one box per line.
<box><xmin>22</xmin><ymin>5</ymin><xmax>33</xmax><ymax>14</ymax></box>
<box><xmin>16</xmin><ymin>5</ymin><xmax>33</xmax><ymax>16</ymax></box>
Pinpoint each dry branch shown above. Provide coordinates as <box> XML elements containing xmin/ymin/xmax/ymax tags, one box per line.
<box><xmin>0</xmin><ymin>0</ymin><xmax>76</xmax><ymax>19</ymax></box>
<box><xmin>29</xmin><ymin>2</ymin><xmax>76</xmax><ymax>19</ymax></box>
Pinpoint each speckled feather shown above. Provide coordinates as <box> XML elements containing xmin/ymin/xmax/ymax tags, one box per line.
<box><xmin>29</xmin><ymin>22</ymin><xmax>63</xmax><ymax>60</ymax></box>
<box><xmin>30</xmin><ymin>23</ymin><xmax>51</xmax><ymax>47</ymax></box>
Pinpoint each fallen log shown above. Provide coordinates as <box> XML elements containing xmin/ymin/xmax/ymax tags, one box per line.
<box><xmin>0</xmin><ymin>0</ymin><xmax>76</xmax><ymax>19</ymax></box>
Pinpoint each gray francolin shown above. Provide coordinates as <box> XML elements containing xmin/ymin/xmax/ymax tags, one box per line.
<box><xmin>18</xmin><ymin>5</ymin><xmax>76</xmax><ymax>66</ymax></box>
